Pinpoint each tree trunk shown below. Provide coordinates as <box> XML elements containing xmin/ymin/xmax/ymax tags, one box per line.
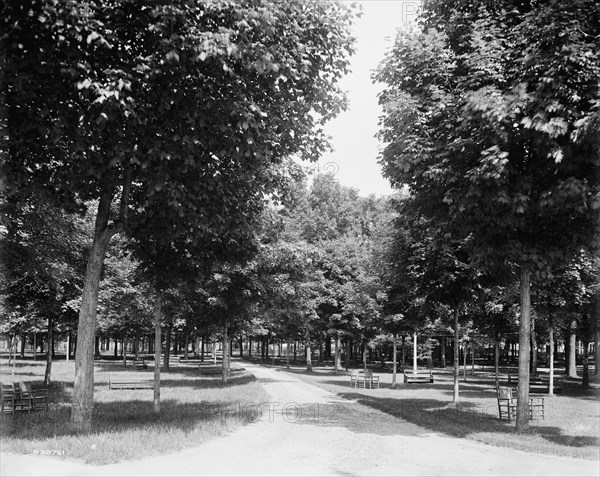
<box><xmin>363</xmin><ymin>343</ymin><xmax>368</xmax><ymax>373</ymax></box>
<box><xmin>494</xmin><ymin>336</ymin><xmax>500</xmax><ymax>390</ymax></box>
<box><xmin>401</xmin><ymin>335</ymin><xmax>406</xmax><ymax>368</ymax></box>
<box><xmin>453</xmin><ymin>309</ymin><xmax>460</xmax><ymax>403</ymax></box>
<box><xmin>286</xmin><ymin>339</ymin><xmax>290</xmax><ymax>369</ymax></box>
<box><xmin>222</xmin><ymin>322</ymin><xmax>229</xmax><ymax>383</ymax></box>
<box><xmin>153</xmin><ymin>299</ymin><xmax>162</xmax><ymax>415</ymax></box>
<box><xmin>471</xmin><ymin>342</ymin><xmax>475</xmax><ymax>375</ymax></box>
<box><xmin>412</xmin><ymin>333</ymin><xmax>418</xmax><ymax>372</ymax></box>
<box><xmin>549</xmin><ymin>325</ymin><xmax>555</xmax><ymax>396</ymax></box>
<box><xmin>595</xmin><ymin>327</ymin><xmax>600</xmax><ymax>376</ymax></box>
<box><xmin>183</xmin><ymin>334</ymin><xmax>189</xmax><ymax>360</ymax></box>
<box><xmin>71</xmin><ymin>188</ymin><xmax>121</xmax><ymax>432</ymax></box>
<box><xmin>44</xmin><ymin>317</ymin><xmax>53</xmax><ymax>387</ymax></box>
<box><xmin>392</xmin><ymin>334</ymin><xmax>397</xmax><ymax>389</ymax></box>
<box><xmin>248</xmin><ymin>337</ymin><xmax>252</xmax><ymax>358</ymax></box>
<box><xmin>66</xmin><ymin>332</ymin><xmax>71</xmax><ymax>362</ymax></box>
<box><xmin>113</xmin><ymin>337</ymin><xmax>118</xmax><ymax>358</ymax></box>
<box><xmin>582</xmin><ymin>338</ymin><xmax>589</xmax><ymax>388</ymax></box>
<box><xmin>333</xmin><ymin>337</ymin><xmax>339</xmax><ymax>376</ymax></box>
<box><xmin>345</xmin><ymin>338</ymin><xmax>350</xmax><ymax>371</ymax></box>
<box><xmin>294</xmin><ymin>340</ymin><xmax>297</xmax><ymax>362</ymax></box>
<box><xmin>441</xmin><ymin>336</ymin><xmax>446</xmax><ymax>367</ymax></box>
<box><xmin>212</xmin><ymin>339</ymin><xmax>217</xmax><ymax>365</ymax></box>
<box><xmin>568</xmin><ymin>324</ymin><xmax>578</xmax><ymax>377</ymax></box>
<box><xmin>463</xmin><ymin>343</ymin><xmax>467</xmax><ymax>382</ymax></box>
<box><xmin>516</xmin><ymin>265</ymin><xmax>532</xmax><ymax>431</ymax></box>
<box><xmin>122</xmin><ymin>337</ymin><xmax>128</xmax><ymax>367</ymax></box>
<box><xmin>33</xmin><ymin>333</ymin><xmax>37</xmax><ymax>361</ymax></box>
<box><xmin>165</xmin><ymin>325</ymin><xmax>172</xmax><ymax>370</ymax></box>
<box><xmin>531</xmin><ymin>317</ymin><xmax>537</xmax><ymax>373</ymax></box>
<box><xmin>305</xmin><ymin>330</ymin><xmax>312</xmax><ymax>372</ymax></box>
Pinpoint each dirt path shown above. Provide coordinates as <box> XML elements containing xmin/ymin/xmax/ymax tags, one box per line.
<box><xmin>2</xmin><ymin>362</ymin><xmax>598</xmax><ymax>476</ymax></box>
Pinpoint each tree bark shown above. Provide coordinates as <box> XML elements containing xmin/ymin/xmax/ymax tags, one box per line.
<box><xmin>531</xmin><ymin>317</ymin><xmax>537</xmax><ymax>373</ymax></box>
<box><xmin>582</xmin><ymin>338</ymin><xmax>589</xmax><ymax>388</ymax></box>
<box><xmin>164</xmin><ymin>325</ymin><xmax>172</xmax><ymax>370</ymax></box>
<box><xmin>33</xmin><ymin>333</ymin><xmax>37</xmax><ymax>361</ymax></box>
<box><xmin>441</xmin><ymin>336</ymin><xmax>446</xmax><ymax>367</ymax></box>
<box><xmin>453</xmin><ymin>309</ymin><xmax>460</xmax><ymax>403</ymax></box>
<box><xmin>494</xmin><ymin>336</ymin><xmax>500</xmax><ymax>389</ymax></box>
<box><xmin>568</xmin><ymin>324</ymin><xmax>578</xmax><ymax>377</ymax></box>
<box><xmin>345</xmin><ymin>338</ymin><xmax>350</xmax><ymax>371</ymax></box>
<box><xmin>463</xmin><ymin>342</ymin><xmax>467</xmax><ymax>382</ymax></box>
<box><xmin>595</xmin><ymin>327</ymin><xmax>600</xmax><ymax>376</ymax></box>
<box><xmin>286</xmin><ymin>339</ymin><xmax>290</xmax><ymax>369</ymax></box>
<box><xmin>153</xmin><ymin>299</ymin><xmax>162</xmax><ymax>415</ymax></box>
<box><xmin>122</xmin><ymin>337</ymin><xmax>127</xmax><ymax>367</ymax></box>
<box><xmin>391</xmin><ymin>334</ymin><xmax>397</xmax><ymax>389</ymax></box>
<box><xmin>71</xmin><ymin>188</ymin><xmax>121</xmax><ymax>432</ymax></box>
<box><xmin>305</xmin><ymin>330</ymin><xmax>312</xmax><ymax>372</ymax></box>
<box><xmin>413</xmin><ymin>333</ymin><xmax>418</xmax><ymax>372</ymax></box>
<box><xmin>333</xmin><ymin>337</ymin><xmax>339</xmax><ymax>376</ymax></box>
<box><xmin>548</xmin><ymin>325</ymin><xmax>554</xmax><ymax>396</ymax></box>
<box><xmin>222</xmin><ymin>321</ymin><xmax>229</xmax><ymax>383</ymax></box>
<box><xmin>44</xmin><ymin>317</ymin><xmax>53</xmax><ymax>387</ymax></box>
<box><xmin>516</xmin><ymin>265</ymin><xmax>532</xmax><ymax>431</ymax></box>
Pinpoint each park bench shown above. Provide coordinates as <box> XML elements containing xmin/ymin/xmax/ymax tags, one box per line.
<box><xmin>1</xmin><ymin>382</ymin><xmax>48</xmax><ymax>413</ymax></box>
<box><xmin>108</xmin><ymin>373</ymin><xmax>154</xmax><ymax>390</ymax></box>
<box><xmin>403</xmin><ymin>370</ymin><xmax>434</xmax><ymax>384</ymax></box>
<box><xmin>159</xmin><ymin>356</ymin><xmax>180</xmax><ymax>368</ymax></box>
<box><xmin>507</xmin><ymin>372</ymin><xmax>560</xmax><ymax>394</ymax></box>
<box><xmin>496</xmin><ymin>386</ymin><xmax>544</xmax><ymax>422</ymax></box>
<box><xmin>198</xmin><ymin>365</ymin><xmax>223</xmax><ymax>374</ymax></box>
<box><xmin>134</xmin><ymin>359</ymin><xmax>148</xmax><ymax>370</ymax></box>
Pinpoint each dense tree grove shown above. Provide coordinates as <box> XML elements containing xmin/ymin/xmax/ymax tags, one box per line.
<box><xmin>1</xmin><ymin>0</ymin><xmax>598</xmax><ymax>437</ymax></box>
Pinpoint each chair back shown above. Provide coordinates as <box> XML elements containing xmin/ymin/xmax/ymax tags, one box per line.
<box><xmin>365</xmin><ymin>370</ymin><xmax>373</xmax><ymax>378</ymax></box>
<box><xmin>498</xmin><ymin>386</ymin><xmax>513</xmax><ymax>400</ymax></box>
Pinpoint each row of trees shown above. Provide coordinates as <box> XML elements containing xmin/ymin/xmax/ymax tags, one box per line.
<box><xmin>374</xmin><ymin>0</ymin><xmax>600</xmax><ymax>430</ymax></box>
<box><xmin>1</xmin><ymin>0</ymin><xmax>358</xmax><ymax>431</ymax></box>
<box><xmin>1</xmin><ymin>0</ymin><xmax>598</xmax><ymax>436</ymax></box>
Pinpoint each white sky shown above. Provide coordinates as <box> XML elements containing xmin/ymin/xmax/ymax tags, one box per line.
<box><xmin>315</xmin><ymin>0</ymin><xmax>420</xmax><ymax>197</ymax></box>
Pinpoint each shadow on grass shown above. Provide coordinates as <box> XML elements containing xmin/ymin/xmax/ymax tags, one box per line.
<box><xmin>332</xmin><ymin>391</ymin><xmax>599</xmax><ymax>452</ymax></box>
<box><xmin>0</xmin><ymin>398</ymin><xmax>256</xmax><ymax>440</ymax></box>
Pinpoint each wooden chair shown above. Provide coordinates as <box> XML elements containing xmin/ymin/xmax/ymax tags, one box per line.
<box><xmin>497</xmin><ymin>386</ymin><xmax>545</xmax><ymax>421</ymax></box>
<box><xmin>18</xmin><ymin>382</ymin><xmax>49</xmax><ymax>412</ymax></box>
<box><xmin>350</xmin><ymin>370</ymin><xmax>366</xmax><ymax>388</ymax></box>
<box><xmin>365</xmin><ymin>370</ymin><xmax>380</xmax><ymax>389</ymax></box>
<box><xmin>497</xmin><ymin>386</ymin><xmax>517</xmax><ymax>421</ymax></box>
<box><xmin>529</xmin><ymin>395</ymin><xmax>545</xmax><ymax>420</ymax></box>
<box><xmin>1</xmin><ymin>382</ymin><xmax>17</xmax><ymax>413</ymax></box>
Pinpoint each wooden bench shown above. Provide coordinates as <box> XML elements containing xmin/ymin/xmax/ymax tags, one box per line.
<box><xmin>159</xmin><ymin>356</ymin><xmax>180</xmax><ymax>368</ymax></box>
<box><xmin>109</xmin><ymin>373</ymin><xmax>154</xmax><ymax>390</ymax></box>
<box><xmin>508</xmin><ymin>372</ymin><xmax>560</xmax><ymax>394</ymax></box>
<box><xmin>1</xmin><ymin>382</ymin><xmax>49</xmax><ymax>413</ymax></box>
<box><xmin>403</xmin><ymin>370</ymin><xmax>434</xmax><ymax>384</ymax></box>
<box><xmin>134</xmin><ymin>359</ymin><xmax>148</xmax><ymax>370</ymax></box>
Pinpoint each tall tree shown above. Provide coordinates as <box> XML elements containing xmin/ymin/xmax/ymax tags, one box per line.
<box><xmin>3</xmin><ymin>0</ymin><xmax>356</xmax><ymax>431</ymax></box>
<box><xmin>376</xmin><ymin>0</ymin><xmax>599</xmax><ymax>430</ymax></box>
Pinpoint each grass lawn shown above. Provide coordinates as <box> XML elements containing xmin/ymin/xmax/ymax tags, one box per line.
<box><xmin>265</xmin><ymin>360</ymin><xmax>600</xmax><ymax>461</ymax></box>
<box><xmin>0</xmin><ymin>358</ymin><xmax>268</xmax><ymax>464</ymax></box>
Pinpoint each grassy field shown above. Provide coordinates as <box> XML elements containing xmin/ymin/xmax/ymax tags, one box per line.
<box><xmin>270</xmin><ymin>361</ymin><xmax>600</xmax><ymax>461</ymax></box>
<box><xmin>0</xmin><ymin>358</ymin><xmax>268</xmax><ymax>464</ymax></box>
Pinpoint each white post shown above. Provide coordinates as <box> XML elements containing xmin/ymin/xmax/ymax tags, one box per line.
<box><xmin>413</xmin><ymin>333</ymin><xmax>418</xmax><ymax>373</ymax></box>
<box><xmin>66</xmin><ymin>333</ymin><xmax>70</xmax><ymax>362</ymax></box>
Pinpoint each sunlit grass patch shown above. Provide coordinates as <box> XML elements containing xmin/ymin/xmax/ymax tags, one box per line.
<box><xmin>283</xmin><ymin>363</ymin><xmax>600</xmax><ymax>461</ymax></box>
<box><xmin>0</xmin><ymin>359</ymin><xmax>267</xmax><ymax>464</ymax></box>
